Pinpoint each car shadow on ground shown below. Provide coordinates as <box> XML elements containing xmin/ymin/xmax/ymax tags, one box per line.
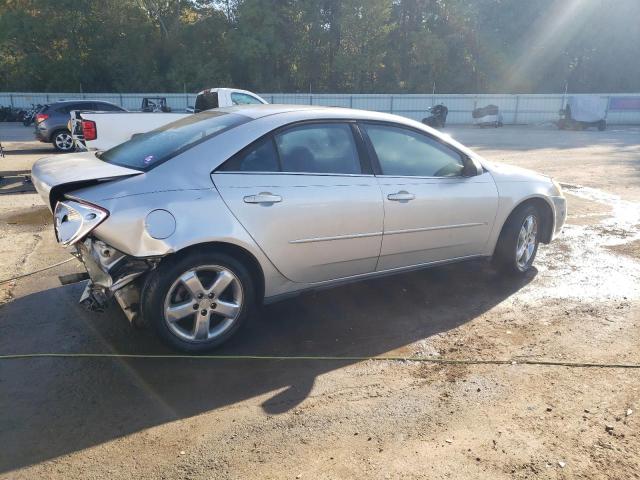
<box><xmin>0</xmin><ymin>260</ymin><xmax>534</xmax><ymax>473</ymax></box>
<box><xmin>0</xmin><ymin>147</ymin><xmax>55</xmax><ymax>155</ymax></box>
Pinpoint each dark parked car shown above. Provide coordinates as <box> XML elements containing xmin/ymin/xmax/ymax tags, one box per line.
<box><xmin>34</xmin><ymin>100</ymin><xmax>126</xmax><ymax>152</ymax></box>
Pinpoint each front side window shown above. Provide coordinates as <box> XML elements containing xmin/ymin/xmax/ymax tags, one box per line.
<box><xmin>231</xmin><ymin>92</ymin><xmax>264</xmax><ymax>105</ymax></box>
<box><xmin>99</xmin><ymin>111</ymin><xmax>248</xmax><ymax>170</ymax></box>
<box><xmin>275</xmin><ymin>123</ymin><xmax>361</xmax><ymax>174</ymax></box>
<box><xmin>363</xmin><ymin>123</ymin><xmax>465</xmax><ymax>177</ymax></box>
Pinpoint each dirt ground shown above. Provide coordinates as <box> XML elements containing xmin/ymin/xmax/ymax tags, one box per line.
<box><xmin>0</xmin><ymin>123</ymin><xmax>639</xmax><ymax>479</ymax></box>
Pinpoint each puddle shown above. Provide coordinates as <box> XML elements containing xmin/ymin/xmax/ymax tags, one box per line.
<box><xmin>524</xmin><ymin>183</ymin><xmax>640</xmax><ymax>301</ymax></box>
<box><xmin>607</xmin><ymin>240</ymin><xmax>640</xmax><ymax>261</ymax></box>
<box><xmin>0</xmin><ymin>205</ymin><xmax>51</xmax><ymax>226</ymax></box>
<box><xmin>0</xmin><ymin>174</ymin><xmax>36</xmax><ymax>195</ymax></box>
<box><xmin>562</xmin><ymin>184</ymin><xmax>640</xmax><ymax>241</ymax></box>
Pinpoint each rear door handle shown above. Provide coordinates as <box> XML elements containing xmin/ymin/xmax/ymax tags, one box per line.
<box><xmin>387</xmin><ymin>191</ymin><xmax>415</xmax><ymax>202</ymax></box>
<box><xmin>243</xmin><ymin>192</ymin><xmax>282</xmax><ymax>204</ymax></box>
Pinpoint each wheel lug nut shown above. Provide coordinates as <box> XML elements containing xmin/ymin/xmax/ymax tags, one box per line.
<box><xmin>210</xmin><ymin>303</ymin><xmax>216</xmax><ymax>309</ymax></box>
<box><xmin>193</xmin><ymin>304</ymin><xmax>199</xmax><ymax>310</ymax></box>
<box><xmin>208</xmin><ymin>293</ymin><xmax>214</xmax><ymax>299</ymax></box>
<box><xmin>197</xmin><ymin>293</ymin><xmax>204</xmax><ymax>299</ymax></box>
<box><xmin>200</xmin><ymin>309</ymin><xmax>207</xmax><ymax>316</ymax></box>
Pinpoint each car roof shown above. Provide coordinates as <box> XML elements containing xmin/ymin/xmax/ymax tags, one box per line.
<box><xmin>218</xmin><ymin>103</ymin><xmax>420</xmax><ymax>125</ymax></box>
<box><xmin>198</xmin><ymin>87</ymin><xmax>259</xmax><ymax>95</ymax></box>
<box><xmin>50</xmin><ymin>99</ymin><xmax>117</xmax><ymax>106</ymax></box>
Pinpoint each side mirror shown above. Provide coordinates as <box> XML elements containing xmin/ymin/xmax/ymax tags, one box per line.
<box><xmin>462</xmin><ymin>158</ymin><xmax>482</xmax><ymax>177</ymax></box>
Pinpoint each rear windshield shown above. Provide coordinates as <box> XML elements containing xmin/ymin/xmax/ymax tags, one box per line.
<box><xmin>194</xmin><ymin>91</ymin><xmax>218</xmax><ymax>112</ymax></box>
<box><xmin>98</xmin><ymin>111</ymin><xmax>248</xmax><ymax>170</ymax></box>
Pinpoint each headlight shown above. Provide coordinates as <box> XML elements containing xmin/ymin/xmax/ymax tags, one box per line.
<box><xmin>54</xmin><ymin>200</ymin><xmax>109</xmax><ymax>246</ymax></box>
<box><xmin>551</xmin><ymin>179</ymin><xmax>563</xmax><ymax>196</ymax></box>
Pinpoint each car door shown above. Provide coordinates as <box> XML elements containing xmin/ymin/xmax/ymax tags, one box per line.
<box><xmin>212</xmin><ymin>121</ymin><xmax>384</xmax><ymax>284</ymax></box>
<box><xmin>359</xmin><ymin>122</ymin><xmax>499</xmax><ymax>271</ymax></box>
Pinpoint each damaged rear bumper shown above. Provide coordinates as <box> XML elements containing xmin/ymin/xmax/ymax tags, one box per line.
<box><xmin>75</xmin><ymin>237</ymin><xmax>159</xmax><ymax>323</ymax></box>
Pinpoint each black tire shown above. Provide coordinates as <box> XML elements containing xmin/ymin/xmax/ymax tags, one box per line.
<box><xmin>493</xmin><ymin>204</ymin><xmax>541</xmax><ymax>275</ymax></box>
<box><xmin>142</xmin><ymin>250</ymin><xmax>256</xmax><ymax>352</ymax></box>
<box><xmin>51</xmin><ymin>129</ymin><xmax>75</xmax><ymax>152</ymax></box>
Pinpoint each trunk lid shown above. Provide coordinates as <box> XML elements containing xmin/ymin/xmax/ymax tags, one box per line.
<box><xmin>31</xmin><ymin>152</ymin><xmax>143</xmax><ymax>211</ymax></box>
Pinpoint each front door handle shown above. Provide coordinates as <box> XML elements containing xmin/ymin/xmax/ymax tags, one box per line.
<box><xmin>243</xmin><ymin>192</ymin><xmax>282</xmax><ymax>204</ymax></box>
<box><xmin>387</xmin><ymin>191</ymin><xmax>415</xmax><ymax>202</ymax></box>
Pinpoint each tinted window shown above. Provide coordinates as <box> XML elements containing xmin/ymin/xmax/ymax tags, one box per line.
<box><xmin>95</xmin><ymin>102</ymin><xmax>123</xmax><ymax>111</ymax></box>
<box><xmin>231</xmin><ymin>92</ymin><xmax>263</xmax><ymax>105</ymax></box>
<box><xmin>56</xmin><ymin>103</ymin><xmax>88</xmax><ymax>114</ymax></box>
<box><xmin>219</xmin><ymin>136</ymin><xmax>279</xmax><ymax>172</ymax></box>
<box><xmin>99</xmin><ymin>111</ymin><xmax>248</xmax><ymax>170</ymax></box>
<box><xmin>275</xmin><ymin>123</ymin><xmax>361</xmax><ymax>174</ymax></box>
<box><xmin>363</xmin><ymin>124</ymin><xmax>464</xmax><ymax>177</ymax></box>
<box><xmin>194</xmin><ymin>92</ymin><xmax>218</xmax><ymax>112</ymax></box>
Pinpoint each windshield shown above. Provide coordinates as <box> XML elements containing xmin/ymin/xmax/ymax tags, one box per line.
<box><xmin>99</xmin><ymin>111</ymin><xmax>249</xmax><ymax>170</ymax></box>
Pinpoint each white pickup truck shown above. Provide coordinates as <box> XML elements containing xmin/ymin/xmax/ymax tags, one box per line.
<box><xmin>71</xmin><ymin>88</ymin><xmax>267</xmax><ymax>151</ymax></box>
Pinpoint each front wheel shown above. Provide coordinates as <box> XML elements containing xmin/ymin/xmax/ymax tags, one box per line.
<box><xmin>142</xmin><ymin>250</ymin><xmax>256</xmax><ymax>352</ymax></box>
<box><xmin>52</xmin><ymin>130</ymin><xmax>75</xmax><ymax>152</ymax></box>
<box><xmin>493</xmin><ymin>205</ymin><xmax>541</xmax><ymax>275</ymax></box>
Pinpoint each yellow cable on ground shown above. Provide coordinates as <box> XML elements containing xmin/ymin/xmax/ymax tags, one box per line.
<box><xmin>1</xmin><ymin>258</ymin><xmax>638</xmax><ymax>370</ymax></box>
<box><xmin>0</xmin><ymin>352</ymin><xmax>638</xmax><ymax>369</ymax></box>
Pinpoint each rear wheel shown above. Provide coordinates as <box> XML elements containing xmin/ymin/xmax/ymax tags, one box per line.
<box><xmin>142</xmin><ymin>251</ymin><xmax>256</xmax><ymax>352</ymax></box>
<box><xmin>493</xmin><ymin>204</ymin><xmax>541</xmax><ymax>275</ymax></box>
<box><xmin>52</xmin><ymin>130</ymin><xmax>74</xmax><ymax>152</ymax></box>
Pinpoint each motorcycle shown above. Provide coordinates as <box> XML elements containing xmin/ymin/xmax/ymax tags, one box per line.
<box><xmin>421</xmin><ymin>104</ymin><xmax>448</xmax><ymax>129</ymax></box>
<box><xmin>22</xmin><ymin>104</ymin><xmax>43</xmax><ymax>126</ymax></box>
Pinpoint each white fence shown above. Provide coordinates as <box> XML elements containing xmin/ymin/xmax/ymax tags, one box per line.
<box><xmin>2</xmin><ymin>92</ymin><xmax>640</xmax><ymax>125</ymax></box>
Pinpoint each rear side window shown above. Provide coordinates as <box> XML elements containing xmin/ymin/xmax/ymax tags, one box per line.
<box><xmin>217</xmin><ymin>123</ymin><xmax>362</xmax><ymax>175</ymax></box>
<box><xmin>275</xmin><ymin>123</ymin><xmax>361</xmax><ymax>174</ymax></box>
<box><xmin>194</xmin><ymin>92</ymin><xmax>219</xmax><ymax>112</ymax></box>
<box><xmin>219</xmin><ymin>136</ymin><xmax>280</xmax><ymax>172</ymax></box>
<box><xmin>99</xmin><ymin>111</ymin><xmax>249</xmax><ymax>170</ymax></box>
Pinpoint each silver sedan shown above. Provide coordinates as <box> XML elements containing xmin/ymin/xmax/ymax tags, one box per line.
<box><xmin>31</xmin><ymin>105</ymin><xmax>566</xmax><ymax>351</ymax></box>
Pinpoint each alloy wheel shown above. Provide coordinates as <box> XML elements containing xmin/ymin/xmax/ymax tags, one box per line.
<box><xmin>515</xmin><ymin>214</ymin><xmax>538</xmax><ymax>270</ymax></box>
<box><xmin>55</xmin><ymin>132</ymin><xmax>74</xmax><ymax>151</ymax></box>
<box><xmin>163</xmin><ymin>265</ymin><xmax>243</xmax><ymax>342</ymax></box>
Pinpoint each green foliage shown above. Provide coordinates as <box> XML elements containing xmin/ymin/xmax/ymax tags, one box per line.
<box><xmin>0</xmin><ymin>0</ymin><xmax>638</xmax><ymax>93</ymax></box>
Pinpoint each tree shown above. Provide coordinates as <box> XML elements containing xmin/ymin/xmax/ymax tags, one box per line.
<box><xmin>0</xmin><ymin>0</ymin><xmax>638</xmax><ymax>93</ymax></box>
